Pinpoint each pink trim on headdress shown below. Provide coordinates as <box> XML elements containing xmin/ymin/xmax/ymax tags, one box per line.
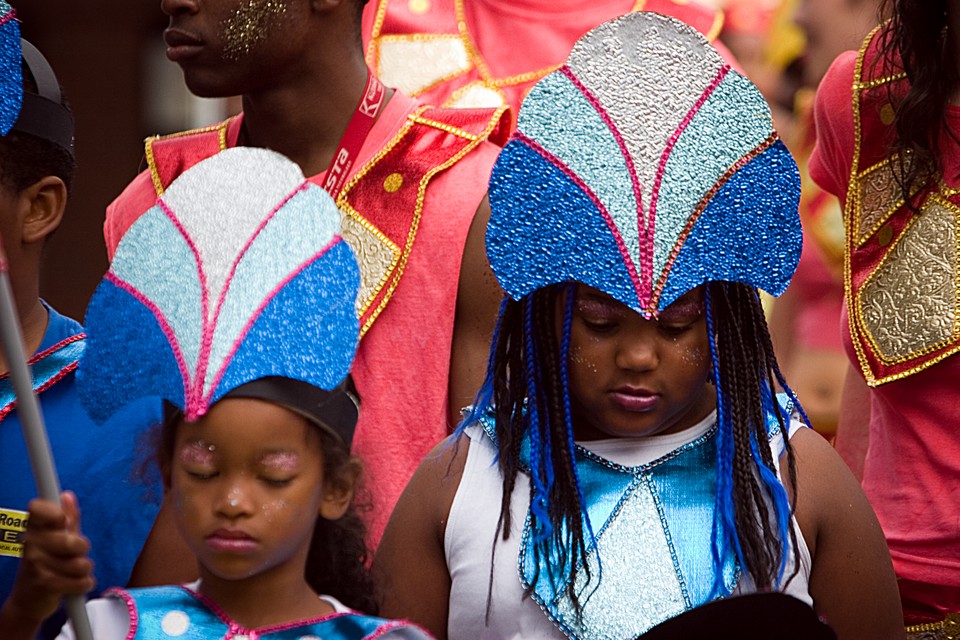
<box><xmin>202</xmin><ymin>235</ymin><xmax>344</xmax><ymax>408</ymax></box>
<box><xmin>650</xmin><ymin>133</ymin><xmax>778</xmax><ymax>310</ymax></box>
<box><xmin>0</xmin><ymin>9</ymin><xmax>16</xmax><ymax>25</ymax></box>
<box><xmin>157</xmin><ymin>199</ymin><xmax>210</xmax><ymax>419</ymax></box>
<box><xmin>105</xmin><ymin>271</ymin><xmax>192</xmax><ymax>411</ymax></box>
<box><xmin>196</xmin><ymin>181</ymin><xmax>310</xmax><ymax>412</ymax></box>
<box><xmin>648</xmin><ymin>64</ymin><xmax>730</xmax><ymax>273</ymax></box>
<box><xmin>184</xmin><ymin>585</ymin><xmax>355</xmax><ymax>633</ymax></box>
<box><xmin>515</xmin><ymin>131</ymin><xmax>644</xmax><ymax>304</ymax></box>
<box><xmin>559</xmin><ymin>65</ymin><xmax>650</xmax><ymax>304</ymax></box>
<box><xmin>366</xmin><ymin>619</ymin><xmax>431</xmax><ymax>638</ymax></box>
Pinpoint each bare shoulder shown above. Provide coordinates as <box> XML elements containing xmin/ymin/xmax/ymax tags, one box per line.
<box><xmin>374</xmin><ymin>433</ymin><xmax>472</xmax><ymax>639</ymax></box>
<box><xmin>785</xmin><ymin>427</ymin><xmax>904</xmax><ymax>640</ymax></box>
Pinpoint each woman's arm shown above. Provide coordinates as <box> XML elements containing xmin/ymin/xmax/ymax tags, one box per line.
<box><xmin>789</xmin><ymin>427</ymin><xmax>904</xmax><ymax>640</ymax></box>
<box><xmin>374</xmin><ymin>436</ymin><xmax>469</xmax><ymax>639</ymax></box>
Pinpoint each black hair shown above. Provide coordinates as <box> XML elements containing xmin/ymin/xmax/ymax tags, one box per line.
<box><xmin>0</xmin><ymin>58</ymin><xmax>76</xmax><ymax>195</ymax></box>
<box><xmin>876</xmin><ymin>0</ymin><xmax>958</xmax><ymax>202</ymax></box>
<box><xmin>158</xmin><ymin>406</ymin><xmax>378</xmax><ymax>614</ymax></box>
<box><xmin>470</xmin><ymin>280</ymin><xmax>799</xmax><ymax>618</ymax></box>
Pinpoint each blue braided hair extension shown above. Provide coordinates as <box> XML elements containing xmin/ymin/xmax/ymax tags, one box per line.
<box><xmin>704</xmin><ymin>284</ymin><xmax>741</xmax><ymax>597</ymax></box>
<box><xmin>558</xmin><ymin>282</ymin><xmax>600</xmax><ymax>591</ymax></box>
<box><xmin>525</xmin><ymin>294</ymin><xmax>554</xmax><ymax>544</ymax></box>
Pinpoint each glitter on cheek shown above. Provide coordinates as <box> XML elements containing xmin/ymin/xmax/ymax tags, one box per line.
<box><xmin>220</xmin><ymin>0</ymin><xmax>289</xmax><ymax>62</ymax></box>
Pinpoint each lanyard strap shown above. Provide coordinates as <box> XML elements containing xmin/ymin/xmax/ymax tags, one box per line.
<box><xmin>322</xmin><ymin>71</ymin><xmax>386</xmax><ymax>199</ymax></box>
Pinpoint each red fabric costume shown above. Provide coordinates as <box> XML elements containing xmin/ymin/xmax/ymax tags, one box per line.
<box><xmin>105</xmin><ymin>92</ymin><xmax>509</xmax><ymax>546</ymax></box>
<box><xmin>362</xmin><ymin>0</ymin><xmax>731</xmax><ymax>126</ymax></box>
<box><xmin>810</xmin><ymin>28</ymin><xmax>960</xmax><ymax>623</ymax></box>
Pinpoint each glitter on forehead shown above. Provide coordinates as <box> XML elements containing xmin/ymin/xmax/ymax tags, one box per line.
<box><xmin>79</xmin><ymin>147</ymin><xmax>360</xmax><ymax>423</ymax></box>
<box><xmin>220</xmin><ymin>0</ymin><xmax>288</xmax><ymax>62</ymax></box>
<box><xmin>486</xmin><ymin>12</ymin><xmax>802</xmax><ymax>316</ymax></box>
<box><xmin>0</xmin><ymin>1</ymin><xmax>22</xmax><ymax>136</ymax></box>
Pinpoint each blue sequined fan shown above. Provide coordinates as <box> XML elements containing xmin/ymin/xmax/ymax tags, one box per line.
<box><xmin>78</xmin><ymin>147</ymin><xmax>360</xmax><ymax>423</ymax></box>
<box><xmin>0</xmin><ymin>1</ymin><xmax>22</xmax><ymax>135</ymax></box>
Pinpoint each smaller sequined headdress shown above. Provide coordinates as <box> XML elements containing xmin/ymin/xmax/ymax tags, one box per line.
<box><xmin>0</xmin><ymin>2</ymin><xmax>75</xmax><ymax>156</ymax></box>
<box><xmin>78</xmin><ymin>147</ymin><xmax>361</xmax><ymax>444</ymax></box>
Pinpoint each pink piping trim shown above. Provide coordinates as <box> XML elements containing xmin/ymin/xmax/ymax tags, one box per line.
<box><xmin>560</xmin><ymin>65</ymin><xmax>650</xmax><ymax>302</ymax></box>
<box><xmin>157</xmin><ymin>199</ymin><xmax>209</xmax><ymax>419</ymax></box>
<box><xmin>106</xmin><ymin>272</ymin><xmax>192</xmax><ymax>406</ymax></box>
<box><xmin>0</xmin><ymin>333</ymin><xmax>84</xmax><ymax>383</ymax></box>
<box><xmin>184</xmin><ymin>585</ymin><xmax>356</xmax><ymax>633</ymax></box>
<box><xmin>0</xmin><ymin>10</ymin><xmax>15</xmax><ymax>25</ymax></box>
<box><xmin>0</xmin><ymin>362</ymin><xmax>78</xmax><ymax>423</ymax></box>
<box><xmin>515</xmin><ymin>132</ymin><xmax>643</xmax><ymax>302</ymax></box>
<box><xmin>648</xmin><ymin>65</ymin><xmax>730</xmax><ymax>283</ymax></box>
<box><xmin>199</xmin><ymin>182</ymin><xmax>309</xmax><ymax>408</ymax></box>
<box><xmin>104</xmin><ymin>587</ymin><xmax>139</xmax><ymax>640</ymax></box>
<box><xmin>365</xmin><ymin>619</ymin><xmax>432</xmax><ymax>638</ymax></box>
<box><xmin>650</xmin><ymin>133</ymin><xmax>779</xmax><ymax>310</ymax></box>
<box><xmin>201</xmin><ymin>236</ymin><xmax>342</xmax><ymax>408</ymax></box>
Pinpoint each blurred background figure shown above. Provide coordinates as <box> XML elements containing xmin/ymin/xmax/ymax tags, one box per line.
<box><xmin>362</xmin><ymin>0</ymin><xmax>733</xmax><ymax>126</ymax></box>
<box><xmin>767</xmin><ymin>0</ymin><xmax>879</xmax><ymax>441</ymax></box>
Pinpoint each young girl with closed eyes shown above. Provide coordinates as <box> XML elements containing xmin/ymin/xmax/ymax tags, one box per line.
<box><xmin>2</xmin><ymin>148</ymin><xmax>430</xmax><ymax>640</ymax></box>
<box><xmin>373</xmin><ymin>13</ymin><xmax>904</xmax><ymax>640</ymax></box>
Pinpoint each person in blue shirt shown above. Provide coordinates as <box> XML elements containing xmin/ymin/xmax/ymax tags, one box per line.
<box><xmin>0</xmin><ymin>15</ymin><xmax>173</xmax><ymax>638</ymax></box>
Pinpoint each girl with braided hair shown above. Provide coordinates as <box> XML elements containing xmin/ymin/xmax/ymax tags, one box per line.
<box><xmin>375</xmin><ymin>11</ymin><xmax>902</xmax><ymax>640</ymax></box>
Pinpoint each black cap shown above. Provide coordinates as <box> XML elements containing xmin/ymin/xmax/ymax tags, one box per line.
<box><xmin>225</xmin><ymin>376</ymin><xmax>360</xmax><ymax>448</ymax></box>
<box><xmin>11</xmin><ymin>38</ymin><xmax>74</xmax><ymax>157</ymax></box>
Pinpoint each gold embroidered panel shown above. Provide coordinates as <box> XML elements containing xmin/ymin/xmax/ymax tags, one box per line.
<box><xmin>855</xmin><ymin>157</ymin><xmax>905</xmax><ymax>246</ymax></box>
<box><xmin>376</xmin><ymin>35</ymin><xmax>471</xmax><ymax>96</ymax></box>
<box><xmin>859</xmin><ymin>198</ymin><xmax>960</xmax><ymax>363</ymax></box>
<box><xmin>339</xmin><ymin>208</ymin><xmax>401</xmax><ymax>316</ymax></box>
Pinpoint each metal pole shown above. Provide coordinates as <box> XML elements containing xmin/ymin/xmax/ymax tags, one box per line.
<box><xmin>0</xmin><ymin>249</ymin><xmax>93</xmax><ymax>640</ymax></box>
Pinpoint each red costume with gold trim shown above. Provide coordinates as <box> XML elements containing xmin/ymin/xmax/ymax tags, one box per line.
<box><xmin>363</xmin><ymin>0</ymin><xmax>726</xmax><ymax>124</ymax></box>
<box><xmin>839</xmin><ymin>28</ymin><xmax>960</xmax><ymax>387</ymax></box>
<box><xmin>105</xmin><ymin>93</ymin><xmax>509</xmax><ymax>545</ymax></box>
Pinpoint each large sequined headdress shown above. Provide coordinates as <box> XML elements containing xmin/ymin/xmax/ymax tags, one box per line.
<box><xmin>0</xmin><ymin>2</ymin><xmax>75</xmax><ymax>156</ymax></box>
<box><xmin>78</xmin><ymin>147</ymin><xmax>361</xmax><ymax>442</ymax></box>
<box><xmin>487</xmin><ymin>12</ymin><xmax>801</xmax><ymax>315</ymax></box>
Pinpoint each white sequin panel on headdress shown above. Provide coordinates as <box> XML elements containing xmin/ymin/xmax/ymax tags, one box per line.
<box><xmin>564</xmin><ymin>14</ymin><xmax>723</xmax><ymax>226</ymax></box>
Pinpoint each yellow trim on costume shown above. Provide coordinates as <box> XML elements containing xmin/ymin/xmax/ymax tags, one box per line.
<box><xmin>407</xmin><ymin>114</ymin><xmax>481</xmax><ymax>140</ymax></box>
<box><xmin>852</xmin><ymin>155</ymin><xmax>906</xmax><ymax>247</ymax></box>
<box><xmin>340</xmin><ymin>104</ymin><xmax>507</xmax><ymax>337</ymax></box>
<box><xmin>145</xmin><ymin>119</ymin><xmax>232</xmax><ymax>197</ymax></box>
<box><xmin>339</xmin><ymin>200</ymin><xmax>403</xmax><ymax>314</ymax></box>
<box><xmin>844</xmin><ymin>24</ymin><xmax>960</xmax><ymax>385</ymax></box>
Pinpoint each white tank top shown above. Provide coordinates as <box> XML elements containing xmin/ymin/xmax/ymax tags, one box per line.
<box><xmin>444</xmin><ymin>412</ymin><xmax>813</xmax><ymax>640</ymax></box>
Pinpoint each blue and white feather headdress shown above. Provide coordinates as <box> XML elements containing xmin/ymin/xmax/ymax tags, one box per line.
<box><xmin>78</xmin><ymin>147</ymin><xmax>360</xmax><ymax>434</ymax></box>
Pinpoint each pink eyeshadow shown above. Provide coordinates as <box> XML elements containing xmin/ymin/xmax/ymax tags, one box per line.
<box><xmin>260</xmin><ymin>452</ymin><xmax>300</xmax><ymax>473</ymax></box>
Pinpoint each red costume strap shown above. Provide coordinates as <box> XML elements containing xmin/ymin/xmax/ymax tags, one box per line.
<box><xmin>322</xmin><ymin>72</ymin><xmax>386</xmax><ymax>198</ymax></box>
<box><xmin>144</xmin><ymin>103</ymin><xmax>509</xmax><ymax>337</ymax></box>
<box><xmin>340</xmin><ymin>104</ymin><xmax>509</xmax><ymax>335</ymax></box>
<box><xmin>844</xmin><ymin>24</ymin><xmax>960</xmax><ymax>385</ymax></box>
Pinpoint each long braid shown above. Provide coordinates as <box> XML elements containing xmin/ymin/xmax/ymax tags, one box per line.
<box><xmin>708</xmin><ymin>282</ymin><xmax>799</xmax><ymax>589</ymax></box>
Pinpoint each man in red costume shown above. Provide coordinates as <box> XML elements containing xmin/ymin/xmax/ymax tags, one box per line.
<box><xmin>363</xmin><ymin>0</ymin><xmax>733</xmax><ymax>124</ymax></box>
<box><xmin>106</xmin><ymin>0</ymin><xmax>508</xmax><ymax>548</ymax></box>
